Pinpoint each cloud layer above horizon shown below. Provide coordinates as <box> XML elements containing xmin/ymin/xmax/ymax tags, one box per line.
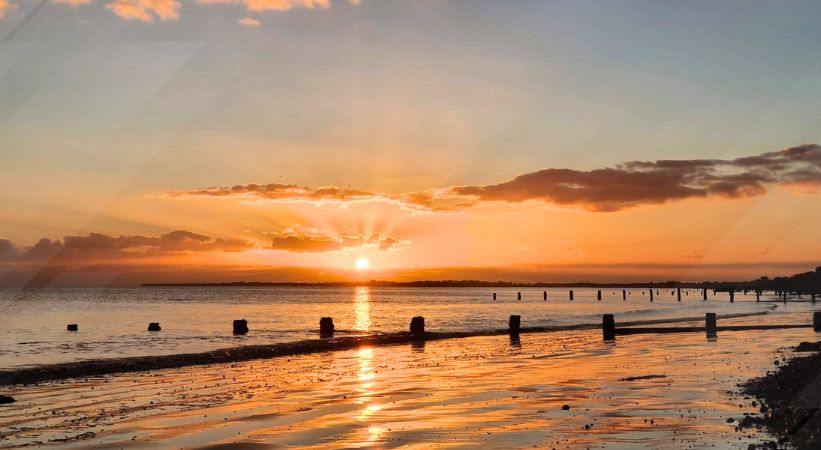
<box><xmin>166</xmin><ymin>144</ymin><xmax>821</xmax><ymax>213</ymax></box>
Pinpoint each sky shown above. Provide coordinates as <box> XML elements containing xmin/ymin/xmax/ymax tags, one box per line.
<box><xmin>1</xmin><ymin>0</ymin><xmax>821</xmax><ymax>286</ymax></box>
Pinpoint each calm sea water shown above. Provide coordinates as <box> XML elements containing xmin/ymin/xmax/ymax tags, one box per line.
<box><xmin>0</xmin><ymin>286</ymin><xmax>786</xmax><ymax>369</ymax></box>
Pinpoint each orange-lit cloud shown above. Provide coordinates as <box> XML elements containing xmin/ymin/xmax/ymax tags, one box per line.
<box><xmin>238</xmin><ymin>16</ymin><xmax>260</xmax><ymax>26</ymax></box>
<box><xmin>51</xmin><ymin>0</ymin><xmax>94</xmax><ymax>6</ymax></box>
<box><xmin>0</xmin><ymin>0</ymin><xmax>16</xmax><ymax>18</ymax></box>
<box><xmin>84</xmin><ymin>0</ymin><xmax>358</xmax><ymax>22</ymax></box>
<box><xmin>105</xmin><ymin>0</ymin><xmax>179</xmax><ymax>21</ymax></box>
<box><xmin>270</xmin><ymin>232</ymin><xmax>407</xmax><ymax>253</ymax></box>
<box><xmin>166</xmin><ymin>144</ymin><xmax>821</xmax><ymax>213</ymax></box>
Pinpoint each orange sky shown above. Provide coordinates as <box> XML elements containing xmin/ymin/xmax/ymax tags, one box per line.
<box><xmin>1</xmin><ymin>1</ymin><xmax>821</xmax><ymax>286</ymax></box>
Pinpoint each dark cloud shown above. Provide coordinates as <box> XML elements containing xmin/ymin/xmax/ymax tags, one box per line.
<box><xmin>0</xmin><ymin>230</ymin><xmax>254</xmax><ymax>264</ymax></box>
<box><xmin>270</xmin><ymin>232</ymin><xmax>406</xmax><ymax>253</ymax></box>
<box><xmin>451</xmin><ymin>144</ymin><xmax>821</xmax><ymax>211</ymax></box>
<box><xmin>166</xmin><ymin>144</ymin><xmax>821</xmax><ymax>212</ymax></box>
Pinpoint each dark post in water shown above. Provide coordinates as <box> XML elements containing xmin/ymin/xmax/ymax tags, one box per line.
<box><xmin>569</xmin><ymin>290</ymin><xmax>574</xmax><ymax>301</ymax></box>
<box><xmin>233</xmin><ymin>319</ymin><xmax>249</xmax><ymax>335</ymax></box>
<box><xmin>729</xmin><ymin>291</ymin><xmax>734</xmax><ymax>303</ymax></box>
<box><xmin>509</xmin><ymin>315</ymin><xmax>521</xmax><ymax>335</ymax></box>
<box><xmin>517</xmin><ymin>291</ymin><xmax>522</xmax><ymax>301</ymax></box>
<box><xmin>756</xmin><ymin>290</ymin><xmax>760</xmax><ymax>302</ymax></box>
<box><xmin>814</xmin><ymin>312</ymin><xmax>821</xmax><ymax>331</ymax></box>
<box><xmin>650</xmin><ymin>289</ymin><xmax>654</xmax><ymax>302</ymax></box>
<box><xmin>319</xmin><ymin>317</ymin><xmax>334</xmax><ymax>337</ymax></box>
<box><xmin>493</xmin><ymin>292</ymin><xmax>496</xmax><ymax>300</ymax></box>
<box><xmin>677</xmin><ymin>288</ymin><xmax>681</xmax><ymax>302</ymax></box>
<box><xmin>706</xmin><ymin>313</ymin><xmax>717</xmax><ymax>337</ymax></box>
<box><xmin>622</xmin><ymin>289</ymin><xmax>627</xmax><ymax>301</ymax></box>
<box><xmin>67</xmin><ymin>324</ymin><xmax>78</xmax><ymax>332</ymax></box>
<box><xmin>147</xmin><ymin>322</ymin><xmax>161</xmax><ymax>332</ymax></box>
<box><xmin>543</xmin><ymin>290</ymin><xmax>547</xmax><ymax>301</ymax></box>
<box><xmin>602</xmin><ymin>314</ymin><xmax>616</xmax><ymax>341</ymax></box>
<box><xmin>703</xmin><ymin>288</ymin><xmax>707</xmax><ymax>301</ymax></box>
<box><xmin>410</xmin><ymin>316</ymin><xmax>425</xmax><ymax>335</ymax></box>
<box><xmin>597</xmin><ymin>290</ymin><xmax>602</xmax><ymax>301</ymax></box>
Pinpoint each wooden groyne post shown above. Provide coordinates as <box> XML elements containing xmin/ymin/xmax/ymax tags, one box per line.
<box><xmin>756</xmin><ymin>290</ymin><xmax>760</xmax><ymax>302</ymax></box>
<box><xmin>509</xmin><ymin>315</ymin><xmax>521</xmax><ymax>335</ymax></box>
<box><xmin>814</xmin><ymin>312</ymin><xmax>821</xmax><ymax>332</ymax></box>
<box><xmin>597</xmin><ymin>290</ymin><xmax>602</xmax><ymax>301</ymax></box>
<box><xmin>677</xmin><ymin>288</ymin><xmax>681</xmax><ymax>302</ymax></box>
<box><xmin>233</xmin><ymin>319</ymin><xmax>249</xmax><ymax>335</ymax></box>
<box><xmin>147</xmin><ymin>323</ymin><xmax>161</xmax><ymax>332</ymax></box>
<box><xmin>493</xmin><ymin>292</ymin><xmax>496</xmax><ymax>300</ymax></box>
<box><xmin>517</xmin><ymin>291</ymin><xmax>522</xmax><ymax>301</ymax></box>
<box><xmin>67</xmin><ymin>324</ymin><xmax>78</xmax><ymax>332</ymax></box>
<box><xmin>649</xmin><ymin>289</ymin><xmax>654</xmax><ymax>302</ymax></box>
<box><xmin>622</xmin><ymin>289</ymin><xmax>627</xmax><ymax>301</ymax></box>
<box><xmin>543</xmin><ymin>290</ymin><xmax>547</xmax><ymax>301</ymax></box>
<box><xmin>569</xmin><ymin>290</ymin><xmax>574</xmax><ymax>301</ymax></box>
<box><xmin>410</xmin><ymin>316</ymin><xmax>425</xmax><ymax>335</ymax></box>
<box><xmin>706</xmin><ymin>313</ymin><xmax>717</xmax><ymax>337</ymax></box>
<box><xmin>603</xmin><ymin>314</ymin><xmax>616</xmax><ymax>341</ymax></box>
<box><xmin>703</xmin><ymin>288</ymin><xmax>707</xmax><ymax>301</ymax></box>
<box><xmin>319</xmin><ymin>317</ymin><xmax>335</xmax><ymax>337</ymax></box>
<box><xmin>729</xmin><ymin>291</ymin><xmax>735</xmax><ymax>303</ymax></box>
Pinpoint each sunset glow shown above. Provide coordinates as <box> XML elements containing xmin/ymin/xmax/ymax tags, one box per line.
<box><xmin>0</xmin><ymin>1</ymin><xmax>819</xmax><ymax>287</ymax></box>
<box><xmin>355</xmin><ymin>257</ymin><xmax>370</xmax><ymax>270</ymax></box>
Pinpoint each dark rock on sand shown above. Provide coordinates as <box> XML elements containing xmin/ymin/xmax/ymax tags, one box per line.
<box><xmin>561</xmin><ymin>404</ymin><xmax>570</xmax><ymax>411</ymax></box>
<box><xmin>0</xmin><ymin>395</ymin><xmax>15</xmax><ymax>404</ymax></box>
<box><xmin>795</xmin><ymin>341</ymin><xmax>821</xmax><ymax>352</ymax></box>
<box><xmin>739</xmin><ymin>341</ymin><xmax>821</xmax><ymax>449</ymax></box>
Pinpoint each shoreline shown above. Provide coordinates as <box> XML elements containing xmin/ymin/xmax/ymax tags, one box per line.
<box><xmin>0</xmin><ymin>311</ymin><xmax>768</xmax><ymax>386</ymax></box>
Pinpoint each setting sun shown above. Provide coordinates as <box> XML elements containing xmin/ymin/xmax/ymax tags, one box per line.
<box><xmin>355</xmin><ymin>257</ymin><xmax>370</xmax><ymax>270</ymax></box>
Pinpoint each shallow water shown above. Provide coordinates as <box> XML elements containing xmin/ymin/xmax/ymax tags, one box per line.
<box><xmin>0</xmin><ymin>286</ymin><xmax>805</xmax><ymax>369</ymax></box>
<box><xmin>0</xmin><ymin>312</ymin><xmax>816</xmax><ymax>449</ymax></box>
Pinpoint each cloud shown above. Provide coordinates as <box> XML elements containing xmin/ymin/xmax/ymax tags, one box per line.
<box><xmin>0</xmin><ymin>230</ymin><xmax>254</xmax><ymax>264</ymax></box>
<box><xmin>270</xmin><ymin>231</ymin><xmax>407</xmax><ymax>253</ymax></box>
<box><xmin>452</xmin><ymin>144</ymin><xmax>819</xmax><ymax>212</ymax></box>
<box><xmin>244</xmin><ymin>0</ymin><xmax>328</xmax><ymax>12</ymax></box>
<box><xmin>238</xmin><ymin>16</ymin><xmax>260</xmax><ymax>26</ymax></box>
<box><xmin>51</xmin><ymin>0</ymin><xmax>95</xmax><ymax>6</ymax></box>
<box><xmin>0</xmin><ymin>0</ymin><xmax>17</xmax><ymax>18</ymax></box>
<box><xmin>105</xmin><ymin>0</ymin><xmax>179</xmax><ymax>21</ymax></box>
<box><xmin>165</xmin><ymin>144</ymin><xmax>820</xmax><ymax>213</ymax></box>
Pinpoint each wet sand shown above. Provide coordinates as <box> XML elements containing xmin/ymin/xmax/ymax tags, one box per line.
<box><xmin>2</xmin><ymin>312</ymin><xmax>819</xmax><ymax>449</ymax></box>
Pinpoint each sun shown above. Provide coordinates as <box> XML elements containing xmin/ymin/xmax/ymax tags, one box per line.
<box><xmin>355</xmin><ymin>257</ymin><xmax>370</xmax><ymax>270</ymax></box>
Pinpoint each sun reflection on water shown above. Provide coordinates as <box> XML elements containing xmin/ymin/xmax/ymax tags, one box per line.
<box><xmin>353</xmin><ymin>286</ymin><xmax>371</xmax><ymax>333</ymax></box>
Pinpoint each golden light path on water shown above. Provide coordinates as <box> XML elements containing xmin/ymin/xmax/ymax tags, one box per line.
<box><xmin>353</xmin><ymin>286</ymin><xmax>371</xmax><ymax>333</ymax></box>
<box><xmin>353</xmin><ymin>287</ymin><xmax>383</xmax><ymax>444</ymax></box>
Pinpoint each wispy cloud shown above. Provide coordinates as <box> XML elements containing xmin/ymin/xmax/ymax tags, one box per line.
<box><xmin>166</xmin><ymin>144</ymin><xmax>821</xmax><ymax>213</ymax></box>
<box><xmin>33</xmin><ymin>0</ymin><xmax>360</xmax><ymax>22</ymax></box>
<box><xmin>237</xmin><ymin>16</ymin><xmax>259</xmax><ymax>26</ymax></box>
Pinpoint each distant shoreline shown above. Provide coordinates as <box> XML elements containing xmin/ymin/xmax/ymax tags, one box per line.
<box><xmin>142</xmin><ymin>265</ymin><xmax>820</xmax><ymax>291</ymax></box>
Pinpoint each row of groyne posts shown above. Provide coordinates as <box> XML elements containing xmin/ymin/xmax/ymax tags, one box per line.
<box><xmin>496</xmin><ymin>287</ymin><xmax>817</xmax><ymax>303</ymax></box>
<box><xmin>62</xmin><ymin>312</ymin><xmax>821</xmax><ymax>341</ymax></box>
<box><xmin>61</xmin><ymin>287</ymin><xmax>817</xmax><ymax>336</ymax></box>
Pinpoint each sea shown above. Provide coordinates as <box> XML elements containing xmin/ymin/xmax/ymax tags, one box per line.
<box><xmin>0</xmin><ymin>286</ymin><xmax>790</xmax><ymax>370</ymax></box>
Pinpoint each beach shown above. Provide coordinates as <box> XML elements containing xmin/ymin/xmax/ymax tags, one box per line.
<box><xmin>2</xmin><ymin>310</ymin><xmax>819</xmax><ymax>449</ymax></box>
